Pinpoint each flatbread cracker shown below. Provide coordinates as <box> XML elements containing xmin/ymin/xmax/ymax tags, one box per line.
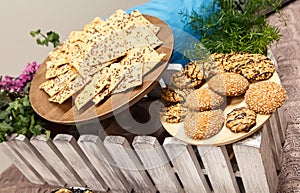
<box><xmin>74</xmin><ymin>68</ymin><xmax>110</xmax><ymax>109</ymax></box>
<box><xmin>45</xmin><ymin>62</ymin><xmax>71</xmax><ymax>79</ymax></box>
<box><xmin>129</xmin><ymin>10</ymin><xmax>160</xmax><ymax>34</ymax></box>
<box><xmin>40</xmin><ymin>69</ymin><xmax>78</xmax><ymax>97</ymax></box>
<box><xmin>93</xmin><ymin>63</ymin><xmax>125</xmax><ymax>104</ymax></box>
<box><xmin>113</xmin><ymin>62</ymin><xmax>143</xmax><ymax>94</ymax></box>
<box><xmin>81</xmin><ymin>29</ymin><xmax>128</xmax><ymax>67</ymax></box>
<box><xmin>49</xmin><ymin>75</ymin><xmax>92</xmax><ymax>104</ymax></box>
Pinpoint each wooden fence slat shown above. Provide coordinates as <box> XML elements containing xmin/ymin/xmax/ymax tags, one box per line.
<box><xmin>0</xmin><ymin>140</ymin><xmax>45</xmax><ymax>184</ymax></box>
<box><xmin>233</xmin><ymin>128</ymin><xmax>278</xmax><ymax>193</ymax></box>
<box><xmin>53</xmin><ymin>134</ymin><xmax>108</xmax><ymax>191</ymax></box>
<box><xmin>30</xmin><ymin>134</ymin><xmax>85</xmax><ymax>187</ymax></box>
<box><xmin>163</xmin><ymin>137</ymin><xmax>211</xmax><ymax>193</ymax></box>
<box><xmin>132</xmin><ymin>136</ymin><xmax>184</xmax><ymax>193</ymax></box>
<box><xmin>265</xmin><ymin>120</ymin><xmax>283</xmax><ymax>170</ymax></box>
<box><xmin>104</xmin><ymin>136</ymin><xmax>156</xmax><ymax>193</ymax></box>
<box><xmin>78</xmin><ymin>135</ymin><xmax>131</xmax><ymax>193</ymax></box>
<box><xmin>276</xmin><ymin>107</ymin><xmax>287</xmax><ymax>142</ymax></box>
<box><xmin>10</xmin><ymin>134</ymin><xmax>64</xmax><ymax>186</ymax></box>
<box><xmin>197</xmin><ymin>145</ymin><xmax>240</xmax><ymax>193</ymax></box>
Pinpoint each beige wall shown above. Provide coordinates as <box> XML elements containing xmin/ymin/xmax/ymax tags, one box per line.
<box><xmin>0</xmin><ymin>0</ymin><xmax>149</xmax><ymax>76</ymax></box>
<box><xmin>0</xmin><ymin>0</ymin><xmax>148</xmax><ymax>173</ymax></box>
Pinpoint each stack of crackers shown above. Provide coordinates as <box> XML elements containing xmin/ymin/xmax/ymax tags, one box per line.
<box><xmin>39</xmin><ymin>9</ymin><xmax>166</xmax><ymax>110</ymax></box>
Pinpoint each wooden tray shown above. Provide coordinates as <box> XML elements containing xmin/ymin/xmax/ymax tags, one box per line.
<box><xmin>29</xmin><ymin>15</ymin><xmax>174</xmax><ymax>125</ymax></box>
<box><xmin>161</xmin><ymin>71</ymin><xmax>282</xmax><ymax>146</ymax></box>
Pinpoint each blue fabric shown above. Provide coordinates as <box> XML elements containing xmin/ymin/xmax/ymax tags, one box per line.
<box><xmin>126</xmin><ymin>0</ymin><xmax>219</xmax><ymax>65</ymax></box>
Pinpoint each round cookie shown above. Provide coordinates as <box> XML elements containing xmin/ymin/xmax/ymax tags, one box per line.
<box><xmin>184</xmin><ymin>61</ymin><xmax>205</xmax><ymax>81</ymax></box>
<box><xmin>208</xmin><ymin>72</ymin><xmax>250</xmax><ymax>96</ymax></box>
<box><xmin>226</xmin><ymin>107</ymin><xmax>257</xmax><ymax>133</ymax></box>
<box><xmin>245</xmin><ymin>81</ymin><xmax>286</xmax><ymax>114</ymax></box>
<box><xmin>240</xmin><ymin>54</ymin><xmax>275</xmax><ymax>82</ymax></box>
<box><xmin>161</xmin><ymin>103</ymin><xmax>188</xmax><ymax>123</ymax></box>
<box><xmin>161</xmin><ymin>86</ymin><xmax>192</xmax><ymax>103</ymax></box>
<box><xmin>184</xmin><ymin>109</ymin><xmax>224</xmax><ymax>140</ymax></box>
<box><xmin>184</xmin><ymin>87</ymin><xmax>224</xmax><ymax>111</ymax></box>
<box><xmin>169</xmin><ymin>70</ymin><xmax>202</xmax><ymax>89</ymax></box>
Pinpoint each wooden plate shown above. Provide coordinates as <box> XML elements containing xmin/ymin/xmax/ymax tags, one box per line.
<box><xmin>29</xmin><ymin>15</ymin><xmax>174</xmax><ymax>124</ymax></box>
<box><xmin>161</xmin><ymin>71</ymin><xmax>282</xmax><ymax>146</ymax></box>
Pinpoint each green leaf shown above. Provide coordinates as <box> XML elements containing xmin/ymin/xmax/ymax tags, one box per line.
<box><xmin>36</xmin><ymin>38</ymin><xmax>42</xmax><ymax>45</ymax></box>
<box><xmin>18</xmin><ymin>127</ymin><xmax>27</xmax><ymax>135</ymax></box>
<box><xmin>0</xmin><ymin>122</ymin><xmax>14</xmax><ymax>133</ymax></box>
<box><xmin>0</xmin><ymin>111</ymin><xmax>9</xmax><ymax>120</ymax></box>
<box><xmin>45</xmin><ymin>130</ymin><xmax>51</xmax><ymax>141</ymax></box>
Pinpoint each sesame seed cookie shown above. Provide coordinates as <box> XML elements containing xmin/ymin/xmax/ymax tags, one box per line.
<box><xmin>184</xmin><ymin>87</ymin><xmax>224</xmax><ymax>111</ymax></box>
<box><xmin>208</xmin><ymin>72</ymin><xmax>250</xmax><ymax>96</ymax></box>
<box><xmin>226</xmin><ymin>107</ymin><xmax>257</xmax><ymax>133</ymax></box>
<box><xmin>161</xmin><ymin>86</ymin><xmax>192</xmax><ymax>103</ymax></box>
<box><xmin>245</xmin><ymin>81</ymin><xmax>287</xmax><ymax>114</ymax></box>
<box><xmin>184</xmin><ymin>109</ymin><xmax>224</xmax><ymax>140</ymax></box>
<box><xmin>161</xmin><ymin>103</ymin><xmax>188</xmax><ymax>123</ymax></box>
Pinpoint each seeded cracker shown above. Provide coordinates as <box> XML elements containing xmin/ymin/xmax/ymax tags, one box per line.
<box><xmin>245</xmin><ymin>81</ymin><xmax>286</xmax><ymax>114</ymax></box>
<box><xmin>113</xmin><ymin>62</ymin><xmax>143</xmax><ymax>94</ymax></box>
<box><xmin>93</xmin><ymin>63</ymin><xmax>125</xmax><ymax>104</ymax></box>
<box><xmin>74</xmin><ymin>68</ymin><xmax>110</xmax><ymax>109</ymax></box>
<box><xmin>184</xmin><ymin>109</ymin><xmax>224</xmax><ymax>140</ymax></box>
<box><xmin>49</xmin><ymin>75</ymin><xmax>92</xmax><ymax>104</ymax></box>
<box><xmin>45</xmin><ymin>62</ymin><xmax>71</xmax><ymax>79</ymax></box>
<box><xmin>39</xmin><ymin>69</ymin><xmax>78</xmax><ymax>97</ymax></box>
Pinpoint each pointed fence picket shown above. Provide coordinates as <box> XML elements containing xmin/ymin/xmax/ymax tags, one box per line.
<box><xmin>1</xmin><ymin>106</ymin><xmax>287</xmax><ymax>193</ymax></box>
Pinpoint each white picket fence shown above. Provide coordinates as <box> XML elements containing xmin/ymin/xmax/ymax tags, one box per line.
<box><xmin>0</xmin><ymin>106</ymin><xmax>287</xmax><ymax>193</ymax></box>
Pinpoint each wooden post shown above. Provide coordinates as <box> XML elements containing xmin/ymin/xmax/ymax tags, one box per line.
<box><xmin>163</xmin><ymin>137</ymin><xmax>211</xmax><ymax>193</ymax></box>
<box><xmin>104</xmin><ymin>136</ymin><xmax>156</xmax><ymax>193</ymax></box>
<box><xmin>53</xmin><ymin>134</ymin><xmax>108</xmax><ymax>191</ymax></box>
<box><xmin>9</xmin><ymin>134</ymin><xmax>63</xmax><ymax>186</ymax></box>
<box><xmin>78</xmin><ymin>135</ymin><xmax>131</xmax><ymax>193</ymax></box>
<box><xmin>265</xmin><ymin>120</ymin><xmax>283</xmax><ymax>170</ymax></box>
<box><xmin>276</xmin><ymin>107</ymin><xmax>288</xmax><ymax>142</ymax></box>
<box><xmin>132</xmin><ymin>136</ymin><xmax>184</xmax><ymax>193</ymax></box>
<box><xmin>30</xmin><ymin>134</ymin><xmax>85</xmax><ymax>187</ymax></box>
<box><xmin>197</xmin><ymin>145</ymin><xmax>240</xmax><ymax>193</ymax></box>
<box><xmin>0</xmin><ymin>140</ymin><xmax>45</xmax><ymax>184</ymax></box>
<box><xmin>233</xmin><ymin>128</ymin><xmax>278</xmax><ymax>193</ymax></box>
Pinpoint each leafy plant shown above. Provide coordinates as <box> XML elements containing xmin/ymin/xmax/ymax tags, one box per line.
<box><xmin>0</xmin><ymin>62</ymin><xmax>50</xmax><ymax>142</ymax></box>
<box><xmin>181</xmin><ymin>0</ymin><xmax>282</xmax><ymax>57</ymax></box>
<box><xmin>30</xmin><ymin>29</ymin><xmax>60</xmax><ymax>48</ymax></box>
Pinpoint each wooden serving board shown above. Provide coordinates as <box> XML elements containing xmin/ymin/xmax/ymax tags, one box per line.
<box><xmin>161</xmin><ymin>71</ymin><xmax>282</xmax><ymax>146</ymax></box>
<box><xmin>29</xmin><ymin>15</ymin><xmax>174</xmax><ymax>124</ymax></box>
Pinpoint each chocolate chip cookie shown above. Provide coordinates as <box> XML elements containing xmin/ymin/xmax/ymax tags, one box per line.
<box><xmin>226</xmin><ymin>107</ymin><xmax>257</xmax><ymax>133</ymax></box>
<box><xmin>161</xmin><ymin>103</ymin><xmax>188</xmax><ymax>123</ymax></box>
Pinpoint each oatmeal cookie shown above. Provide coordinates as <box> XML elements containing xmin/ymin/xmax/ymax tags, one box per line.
<box><xmin>161</xmin><ymin>86</ymin><xmax>192</xmax><ymax>103</ymax></box>
<box><xmin>226</xmin><ymin>107</ymin><xmax>257</xmax><ymax>133</ymax></box>
<box><xmin>184</xmin><ymin>109</ymin><xmax>224</xmax><ymax>140</ymax></box>
<box><xmin>184</xmin><ymin>87</ymin><xmax>224</xmax><ymax>111</ymax></box>
<box><xmin>211</xmin><ymin>52</ymin><xmax>275</xmax><ymax>82</ymax></box>
<box><xmin>161</xmin><ymin>103</ymin><xmax>188</xmax><ymax>123</ymax></box>
<box><xmin>208</xmin><ymin>72</ymin><xmax>250</xmax><ymax>96</ymax></box>
<box><xmin>245</xmin><ymin>81</ymin><xmax>286</xmax><ymax>114</ymax></box>
<box><xmin>169</xmin><ymin>70</ymin><xmax>202</xmax><ymax>89</ymax></box>
<box><xmin>240</xmin><ymin>54</ymin><xmax>275</xmax><ymax>82</ymax></box>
